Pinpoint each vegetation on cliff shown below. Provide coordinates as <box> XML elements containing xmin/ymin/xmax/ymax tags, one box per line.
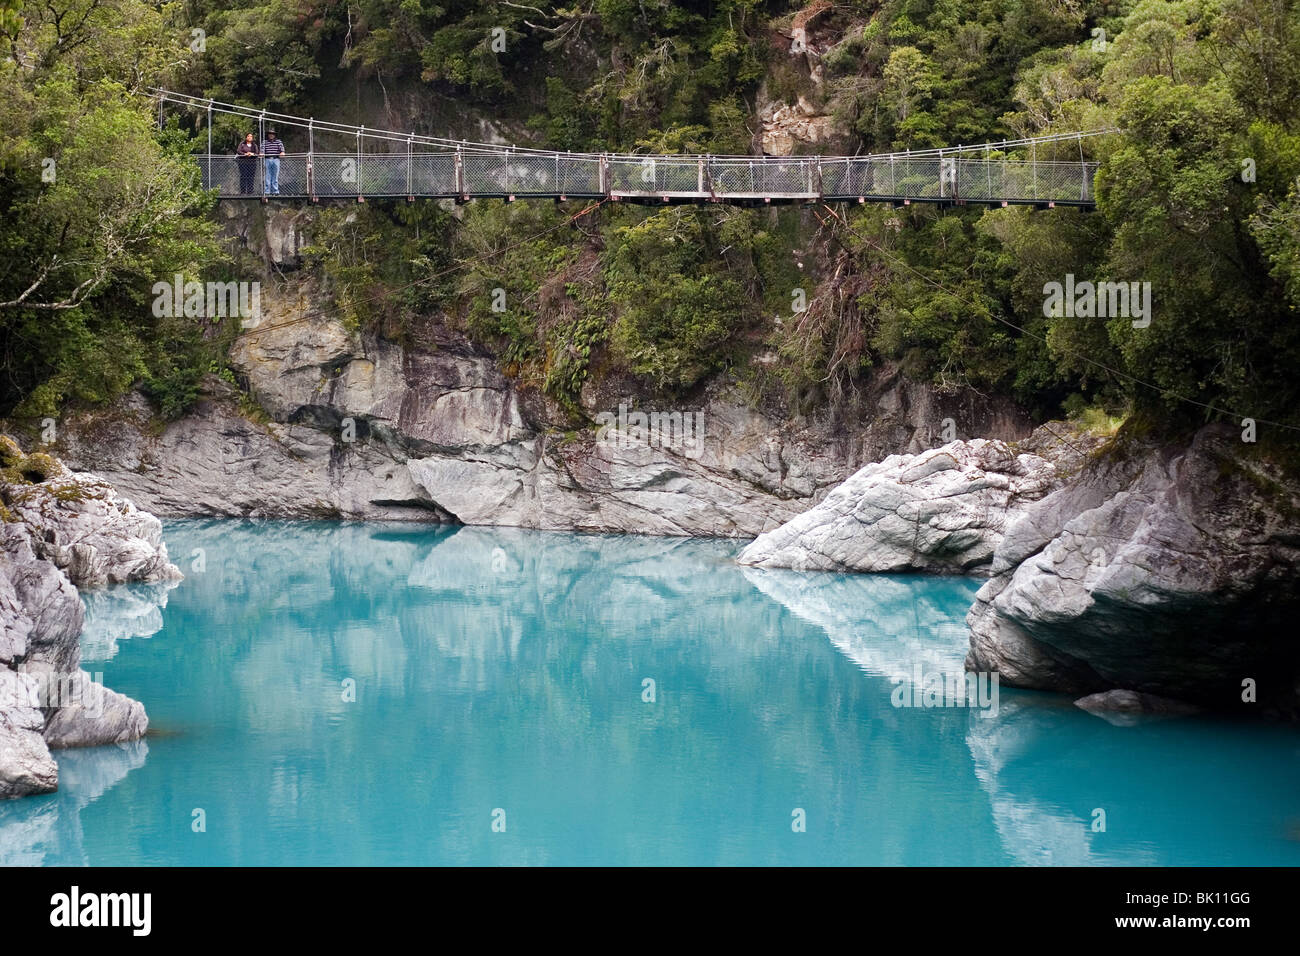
<box><xmin>0</xmin><ymin>0</ymin><xmax>1297</xmax><ymax>448</ymax></box>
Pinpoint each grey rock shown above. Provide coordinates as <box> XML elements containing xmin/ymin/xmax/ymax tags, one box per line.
<box><xmin>4</xmin><ymin>464</ymin><xmax>182</xmax><ymax>588</ymax></box>
<box><xmin>42</xmin><ymin>671</ymin><xmax>150</xmax><ymax>749</ymax></box>
<box><xmin>738</xmin><ymin>438</ymin><xmax>1060</xmax><ymax>573</ymax></box>
<box><xmin>58</xmin><ymin>384</ymin><xmax>451</xmax><ymax>522</ymax></box>
<box><xmin>221</xmin><ymin>204</ymin><xmax>310</xmax><ymax>268</ymax></box>
<box><xmin>0</xmin><ymin>523</ymin><xmax>83</xmax><ymax>673</ymax></box>
<box><xmin>965</xmin><ymin>425</ymin><xmax>1300</xmax><ymax>711</ymax></box>
<box><xmin>1</xmin><ymin>450</ymin><xmax>169</xmax><ymax>798</ymax></box>
<box><xmin>0</xmin><ymin>668</ymin><xmax>56</xmax><ymax>799</ymax></box>
<box><xmin>59</xmin><ymin>288</ymin><xmax>1035</xmax><ymax>535</ymax></box>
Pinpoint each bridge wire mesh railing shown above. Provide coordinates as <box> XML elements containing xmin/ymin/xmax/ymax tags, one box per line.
<box><xmin>198</xmin><ymin>151</ymin><xmax>1096</xmax><ymax>204</ymax></box>
<box><xmin>176</xmin><ymin>90</ymin><xmax>1099</xmax><ymax>205</ymax></box>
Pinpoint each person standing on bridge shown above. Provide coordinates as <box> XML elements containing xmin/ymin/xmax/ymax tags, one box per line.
<box><xmin>236</xmin><ymin>133</ymin><xmax>258</xmax><ymax>195</ymax></box>
<box><xmin>261</xmin><ymin>129</ymin><xmax>284</xmax><ymax>196</ymax></box>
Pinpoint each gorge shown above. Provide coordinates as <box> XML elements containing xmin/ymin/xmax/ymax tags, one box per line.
<box><xmin>2</xmin><ymin>0</ymin><xmax>1299</xmax><ymax>874</ymax></box>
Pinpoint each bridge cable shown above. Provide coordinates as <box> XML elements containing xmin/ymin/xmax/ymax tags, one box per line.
<box><xmin>148</xmin><ymin>88</ymin><xmax>1117</xmax><ymax>162</ymax></box>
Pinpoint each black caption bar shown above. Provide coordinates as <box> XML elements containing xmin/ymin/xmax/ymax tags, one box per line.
<box><xmin>0</xmin><ymin>866</ymin><xmax>1289</xmax><ymax>941</ymax></box>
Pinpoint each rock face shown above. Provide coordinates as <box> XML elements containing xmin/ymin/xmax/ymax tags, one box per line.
<box><xmin>738</xmin><ymin>437</ymin><xmax>1063</xmax><ymax>573</ymax></box>
<box><xmin>965</xmin><ymin>425</ymin><xmax>1300</xmax><ymax>713</ymax></box>
<box><xmin>55</xmin><ymin>264</ymin><xmax>1035</xmax><ymax>535</ymax></box>
<box><xmin>759</xmin><ymin>96</ymin><xmax>835</xmax><ymax>156</ymax></box>
<box><xmin>221</xmin><ymin>203</ymin><xmax>311</xmax><ymax>268</ymax></box>
<box><xmin>0</xmin><ymin>665</ymin><xmax>56</xmax><ymax>798</ymax></box>
<box><xmin>5</xmin><ymin>469</ymin><xmax>181</xmax><ymax>589</ymax></box>
<box><xmin>1</xmin><ymin>442</ymin><xmax>180</xmax><ymax>799</ymax></box>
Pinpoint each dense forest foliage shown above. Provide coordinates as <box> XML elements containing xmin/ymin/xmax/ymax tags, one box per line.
<box><xmin>1</xmin><ymin>0</ymin><xmax>1298</xmax><ymax>445</ymax></box>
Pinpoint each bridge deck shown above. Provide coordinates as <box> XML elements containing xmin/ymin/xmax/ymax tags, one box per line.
<box><xmin>197</xmin><ymin>151</ymin><xmax>1097</xmax><ymax>207</ymax></box>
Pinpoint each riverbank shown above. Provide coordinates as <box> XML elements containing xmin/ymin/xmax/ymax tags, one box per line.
<box><xmin>741</xmin><ymin>420</ymin><xmax>1300</xmax><ymax>715</ymax></box>
<box><xmin>5</xmin><ymin>396</ymin><xmax>1298</xmax><ymax>805</ymax></box>
<box><xmin>0</xmin><ymin>438</ymin><xmax>180</xmax><ymax>799</ymax></box>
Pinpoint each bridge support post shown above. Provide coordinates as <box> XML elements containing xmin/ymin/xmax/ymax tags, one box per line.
<box><xmin>1032</xmin><ymin>140</ymin><xmax>1038</xmax><ymax>202</ymax></box>
<box><xmin>258</xmin><ymin>110</ymin><xmax>265</xmax><ymax>197</ymax></box>
<box><xmin>307</xmin><ymin>118</ymin><xmax>315</xmax><ymax>201</ymax></box>
<box><xmin>1078</xmin><ymin>133</ymin><xmax>1088</xmax><ymax>202</ymax></box>
<box><xmin>357</xmin><ymin>126</ymin><xmax>364</xmax><ymax>202</ymax></box>
<box><xmin>206</xmin><ymin>99</ymin><xmax>212</xmax><ymax>192</ymax></box>
<box><xmin>456</xmin><ymin>147</ymin><xmax>466</xmax><ymax>201</ymax></box>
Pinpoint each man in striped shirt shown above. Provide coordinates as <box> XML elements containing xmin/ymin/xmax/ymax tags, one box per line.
<box><xmin>261</xmin><ymin>130</ymin><xmax>284</xmax><ymax>195</ymax></box>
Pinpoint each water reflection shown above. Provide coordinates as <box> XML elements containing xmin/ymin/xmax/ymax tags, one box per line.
<box><xmin>2</xmin><ymin>519</ymin><xmax>1296</xmax><ymax>865</ymax></box>
<box><xmin>0</xmin><ymin>741</ymin><xmax>148</xmax><ymax>867</ymax></box>
<box><xmin>80</xmin><ymin>580</ymin><xmax>180</xmax><ymax>660</ymax></box>
<box><xmin>741</xmin><ymin>565</ymin><xmax>978</xmax><ymax>683</ymax></box>
<box><xmin>742</xmin><ymin>562</ymin><xmax>1300</xmax><ymax>866</ymax></box>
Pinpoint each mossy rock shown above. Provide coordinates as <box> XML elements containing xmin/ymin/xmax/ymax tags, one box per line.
<box><xmin>18</xmin><ymin>452</ymin><xmax>60</xmax><ymax>482</ymax></box>
<box><xmin>0</xmin><ymin>435</ymin><xmax>23</xmax><ymax>469</ymax></box>
<box><xmin>0</xmin><ymin>435</ymin><xmax>66</xmax><ymax>486</ymax></box>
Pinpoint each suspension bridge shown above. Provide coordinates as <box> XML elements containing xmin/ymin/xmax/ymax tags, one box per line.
<box><xmin>157</xmin><ymin>90</ymin><xmax>1106</xmax><ymax>209</ymax></box>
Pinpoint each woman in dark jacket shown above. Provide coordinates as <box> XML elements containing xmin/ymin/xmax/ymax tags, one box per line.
<box><xmin>236</xmin><ymin>133</ymin><xmax>258</xmax><ymax>194</ymax></box>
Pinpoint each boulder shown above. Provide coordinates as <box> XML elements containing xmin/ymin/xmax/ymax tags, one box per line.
<box><xmin>4</xmin><ymin>466</ymin><xmax>181</xmax><ymax>589</ymax></box>
<box><xmin>738</xmin><ymin>438</ymin><xmax>1061</xmax><ymax>573</ymax></box>
<box><xmin>42</xmin><ymin>672</ymin><xmax>150</xmax><ymax>749</ymax></box>
<box><xmin>0</xmin><ymin>668</ymin><xmax>57</xmax><ymax>799</ymax></box>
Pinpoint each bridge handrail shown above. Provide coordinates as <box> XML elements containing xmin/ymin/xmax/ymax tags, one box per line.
<box><xmin>152</xmin><ymin>88</ymin><xmax>1116</xmax><ymax>164</ymax></box>
<box><xmin>206</xmin><ymin>149</ymin><xmax>1097</xmax><ymax>168</ymax></box>
<box><xmin>197</xmin><ymin>150</ymin><xmax>1099</xmax><ymax>206</ymax></box>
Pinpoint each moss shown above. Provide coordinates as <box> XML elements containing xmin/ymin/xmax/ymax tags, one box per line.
<box><xmin>18</xmin><ymin>451</ymin><xmax>59</xmax><ymax>482</ymax></box>
<box><xmin>0</xmin><ymin>436</ymin><xmax>64</xmax><ymax>486</ymax></box>
<box><xmin>46</xmin><ymin>480</ymin><xmax>94</xmax><ymax>503</ymax></box>
<box><xmin>0</xmin><ymin>435</ymin><xmax>23</xmax><ymax>469</ymax></box>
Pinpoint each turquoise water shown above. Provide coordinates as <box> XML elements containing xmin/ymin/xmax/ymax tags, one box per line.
<box><xmin>3</xmin><ymin>519</ymin><xmax>1299</xmax><ymax>866</ymax></box>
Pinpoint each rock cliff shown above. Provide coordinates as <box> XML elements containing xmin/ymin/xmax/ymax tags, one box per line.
<box><xmin>53</xmin><ymin>225</ymin><xmax>1034</xmax><ymax>535</ymax></box>
<box><xmin>965</xmin><ymin>425</ymin><xmax>1300</xmax><ymax>713</ymax></box>
<box><xmin>0</xmin><ymin>439</ymin><xmax>180</xmax><ymax>799</ymax></box>
<box><xmin>738</xmin><ymin>421</ymin><xmax>1300</xmax><ymax>712</ymax></box>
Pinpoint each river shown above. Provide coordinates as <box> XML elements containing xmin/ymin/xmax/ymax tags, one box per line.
<box><xmin>2</xmin><ymin>520</ymin><xmax>1298</xmax><ymax>865</ymax></box>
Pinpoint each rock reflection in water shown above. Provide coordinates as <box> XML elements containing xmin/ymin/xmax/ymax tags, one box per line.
<box><xmin>5</xmin><ymin>519</ymin><xmax>1297</xmax><ymax>865</ymax></box>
